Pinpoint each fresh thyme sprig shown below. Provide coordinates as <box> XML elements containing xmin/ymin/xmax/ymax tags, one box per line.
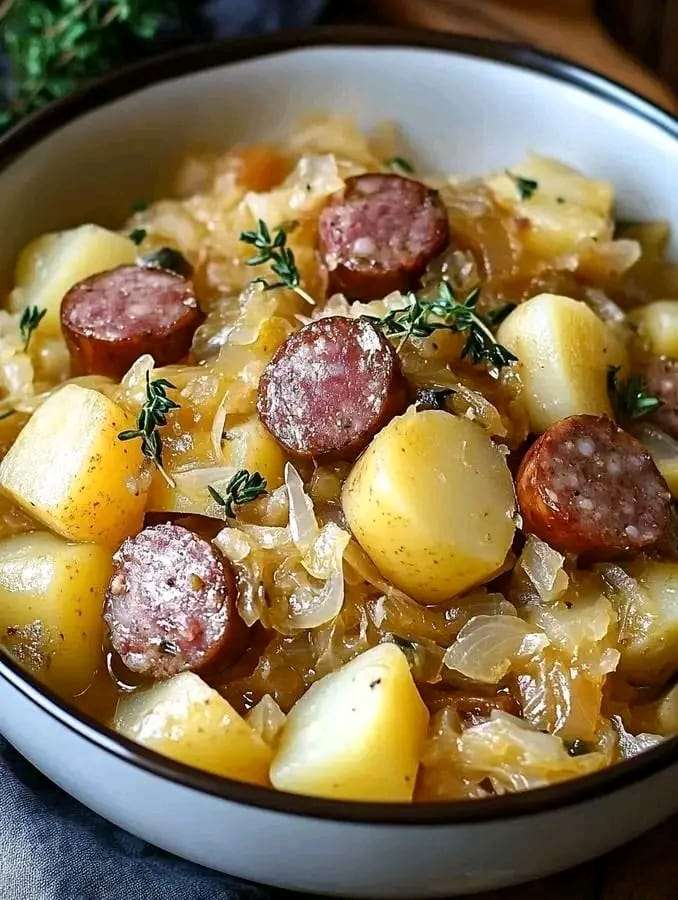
<box><xmin>608</xmin><ymin>366</ymin><xmax>662</xmax><ymax>420</ymax></box>
<box><xmin>366</xmin><ymin>282</ymin><xmax>517</xmax><ymax>369</ymax></box>
<box><xmin>506</xmin><ymin>170</ymin><xmax>539</xmax><ymax>201</ymax></box>
<box><xmin>0</xmin><ymin>1</ymin><xmax>173</xmax><ymax>132</ymax></box>
<box><xmin>240</xmin><ymin>219</ymin><xmax>315</xmax><ymax>305</ymax></box>
<box><xmin>129</xmin><ymin>228</ymin><xmax>147</xmax><ymax>246</ymax></box>
<box><xmin>208</xmin><ymin>470</ymin><xmax>268</xmax><ymax>518</ymax></box>
<box><xmin>19</xmin><ymin>305</ymin><xmax>46</xmax><ymax>350</ymax></box>
<box><xmin>118</xmin><ymin>372</ymin><xmax>180</xmax><ymax>486</ymax></box>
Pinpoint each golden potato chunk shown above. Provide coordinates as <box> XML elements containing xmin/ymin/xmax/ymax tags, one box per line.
<box><xmin>270</xmin><ymin>644</ymin><xmax>428</xmax><ymax>801</ymax></box>
<box><xmin>0</xmin><ymin>384</ymin><xmax>146</xmax><ymax>545</ymax></box>
<box><xmin>9</xmin><ymin>225</ymin><xmax>136</xmax><ymax>337</ymax></box>
<box><xmin>618</xmin><ymin>560</ymin><xmax>678</xmax><ymax>684</ymax></box>
<box><xmin>0</xmin><ymin>532</ymin><xmax>111</xmax><ymax>695</ymax></box>
<box><xmin>488</xmin><ymin>154</ymin><xmax>613</xmax><ymax>257</ymax></box>
<box><xmin>147</xmin><ymin>414</ymin><xmax>285</xmax><ymax>516</ymax></box>
<box><xmin>115</xmin><ymin>672</ymin><xmax>272</xmax><ymax>784</ymax></box>
<box><xmin>498</xmin><ymin>293</ymin><xmax>628</xmax><ymax>433</ymax></box>
<box><xmin>629</xmin><ymin>301</ymin><xmax>678</xmax><ymax>358</ymax></box>
<box><xmin>342</xmin><ymin>409</ymin><xmax>516</xmax><ymax>602</ymax></box>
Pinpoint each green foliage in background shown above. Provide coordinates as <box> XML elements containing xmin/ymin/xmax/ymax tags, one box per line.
<box><xmin>0</xmin><ymin>0</ymin><xmax>178</xmax><ymax>132</ymax></box>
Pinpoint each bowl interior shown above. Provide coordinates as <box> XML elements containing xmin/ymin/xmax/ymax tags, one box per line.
<box><xmin>0</xmin><ymin>33</ymin><xmax>676</xmax><ymax>822</ymax></box>
<box><xmin>0</xmin><ymin>39</ymin><xmax>676</xmax><ymax>289</ymax></box>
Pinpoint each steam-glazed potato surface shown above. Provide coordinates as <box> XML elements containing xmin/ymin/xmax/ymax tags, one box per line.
<box><xmin>0</xmin><ymin>118</ymin><xmax>676</xmax><ymax>802</ymax></box>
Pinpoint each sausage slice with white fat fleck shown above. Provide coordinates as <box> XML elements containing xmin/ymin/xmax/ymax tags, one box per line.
<box><xmin>61</xmin><ymin>265</ymin><xmax>204</xmax><ymax>378</ymax></box>
<box><xmin>257</xmin><ymin>316</ymin><xmax>408</xmax><ymax>461</ymax></box>
<box><xmin>516</xmin><ymin>414</ymin><xmax>671</xmax><ymax>558</ymax></box>
<box><xmin>318</xmin><ymin>173</ymin><xmax>449</xmax><ymax>301</ymax></box>
<box><xmin>104</xmin><ymin>524</ymin><xmax>242</xmax><ymax>678</ymax></box>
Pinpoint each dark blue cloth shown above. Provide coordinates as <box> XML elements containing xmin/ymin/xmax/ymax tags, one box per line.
<box><xmin>0</xmin><ymin>4</ymin><xmax>324</xmax><ymax>897</ymax></box>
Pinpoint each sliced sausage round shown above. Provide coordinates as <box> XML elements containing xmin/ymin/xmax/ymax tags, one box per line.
<box><xmin>257</xmin><ymin>316</ymin><xmax>408</xmax><ymax>460</ymax></box>
<box><xmin>516</xmin><ymin>414</ymin><xmax>671</xmax><ymax>558</ymax></box>
<box><xmin>318</xmin><ymin>173</ymin><xmax>450</xmax><ymax>301</ymax></box>
<box><xmin>104</xmin><ymin>523</ymin><xmax>242</xmax><ymax>678</ymax></box>
<box><xmin>640</xmin><ymin>358</ymin><xmax>678</xmax><ymax>439</ymax></box>
<box><xmin>61</xmin><ymin>265</ymin><xmax>204</xmax><ymax>378</ymax></box>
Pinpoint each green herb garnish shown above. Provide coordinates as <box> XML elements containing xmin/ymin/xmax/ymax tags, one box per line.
<box><xmin>0</xmin><ymin>409</ymin><xmax>15</xmax><ymax>421</ymax></box>
<box><xmin>608</xmin><ymin>366</ymin><xmax>662</xmax><ymax>420</ymax></box>
<box><xmin>129</xmin><ymin>228</ymin><xmax>147</xmax><ymax>246</ymax></box>
<box><xmin>142</xmin><ymin>246</ymin><xmax>192</xmax><ymax>278</ymax></box>
<box><xmin>19</xmin><ymin>305</ymin><xmax>46</xmax><ymax>351</ymax></box>
<box><xmin>118</xmin><ymin>372</ymin><xmax>179</xmax><ymax>486</ymax></box>
<box><xmin>414</xmin><ymin>387</ymin><xmax>455</xmax><ymax>412</ymax></box>
<box><xmin>131</xmin><ymin>199</ymin><xmax>149</xmax><ymax>213</ymax></box>
<box><xmin>208</xmin><ymin>470</ymin><xmax>268</xmax><ymax>518</ymax></box>
<box><xmin>366</xmin><ymin>282</ymin><xmax>517</xmax><ymax>369</ymax></box>
<box><xmin>506</xmin><ymin>171</ymin><xmax>539</xmax><ymax>201</ymax></box>
<box><xmin>0</xmin><ymin>2</ymin><xmax>172</xmax><ymax>132</ymax></box>
<box><xmin>564</xmin><ymin>738</ymin><xmax>591</xmax><ymax>757</ymax></box>
<box><xmin>240</xmin><ymin>219</ymin><xmax>314</xmax><ymax>305</ymax></box>
<box><xmin>386</xmin><ymin>156</ymin><xmax>415</xmax><ymax>174</ymax></box>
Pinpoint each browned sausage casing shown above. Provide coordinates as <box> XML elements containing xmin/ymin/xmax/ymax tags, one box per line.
<box><xmin>104</xmin><ymin>523</ymin><xmax>242</xmax><ymax>678</ymax></box>
<box><xmin>257</xmin><ymin>316</ymin><xmax>408</xmax><ymax>461</ymax></box>
<box><xmin>61</xmin><ymin>265</ymin><xmax>204</xmax><ymax>378</ymax></box>
<box><xmin>318</xmin><ymin>173</ymin><xmax>450</xmax><ymax>301</ymax></box>
<box><xmin>516</xmin><ymin>415</ymin><xmax>671</xmax><ymax>558</ymax></box>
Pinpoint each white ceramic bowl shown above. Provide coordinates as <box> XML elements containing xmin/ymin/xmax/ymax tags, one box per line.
<box><xmin>0</xmin><ymin>28</ymin><xmax>676</xmax><ymax>898</ymax></box>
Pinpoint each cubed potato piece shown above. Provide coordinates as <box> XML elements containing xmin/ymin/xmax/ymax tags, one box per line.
<box><xmin>629</xmin><ymin>301</ymin><xmax>678</xmax><ymax>358</ymax></box>
<box><xmin>488</xmin><ymin>155</ymin><xmax>613</xmax><ymax>257</ymax></box>
<box><xmin>9</xmin><ymin>225</ymin><xmax>136</xmax><ymax>337</ymax></box>
<box><xmin>147</xmin><ymin>414</ymin><xmax>286</xmax><ymax>515</ymax></box>
<box><xmin>0</xmin><ymin>384</ymin><xmax>146</xmax><ymax>545</ymax></box>
<box><xmin>115</xmin><ymin>672</ymin><xmax>272</xmax><ymax>784</ymax></box>
<box><xmin>497</xmin><ymin>293</ymin><xmax>628</xmax><ymax>433</ymax></box>
<box><xmin>0</xmin><ymin>532</ymin><xmax>111</xmax><ymax>695</ymax></box>
<box><xmin>490</xmin><ymin>154</ymin><xmax>613</xmax><ymax>215</ymax></box>
<box><xmin>342</xmin><ymin>409</ymin><xmax>516</xmax><ymax>602</ymax></box>
<box><xmin>618</xmin><ymin>560</ymin><xmax>678</xmax><ymax>683</ymax></box>
<box><xmin>270</xmin><ymin>644</ymin><xmax>428</xmax><ymax>801</ymax></box>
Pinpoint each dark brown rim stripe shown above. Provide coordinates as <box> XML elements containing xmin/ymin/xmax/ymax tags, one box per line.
<box><xmin>0</xmin><ymin>26</ymin><xmax>676</xmax><ymax>827</ymax></box>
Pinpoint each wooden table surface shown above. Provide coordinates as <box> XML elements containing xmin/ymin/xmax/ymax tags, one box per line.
<box><xmin>320</xmin><ymin>2</ymin><xmax>677</xmax><ymax>897</ymax></box>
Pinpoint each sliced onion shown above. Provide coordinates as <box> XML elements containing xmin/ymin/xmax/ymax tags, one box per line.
<box><xmin>213</xmin><ymin>527</ymin><xmax>252</xmax><ymax>563</ymax></box>
<box><xmin>443</xmin><ymin>615</ymin><xmax>548</xmax><ymax>683</ymax></box>
<box><xmin>285</xmin><ymin>463</ymin><xmax>318</xmax><ymax>552</ymax></box>
<box><xmin>301</xmin><ymin>522</ymin><xmax>350</xmax><ymax>581</ymax></box>
<box><xmin>286</xmin><ymin>523</ymin><xmax>350</xmax><ymax>629</ymax></box>
<box><xmin>287</xmin><ymin>565</ymin><xmax>344</xmax><ymax>630</ymax></box>
<box><xmin>599</xmin><ymin>563</ymin><xmax>651</xmax><ymax>644</ymax></box>
<box><xmin>457</xmin><ymin>710</ymin><xmax>606</xmax><ymax>792</ymax></box>
<box><xmin>519</xmin><ymin>535</ymin><xmax>569</xmax><ymax>602</ymax></box>
<box><xmin>246</xmin><ymin>694</ymin><xmax>287</xmax><ymax>746</ymax></box>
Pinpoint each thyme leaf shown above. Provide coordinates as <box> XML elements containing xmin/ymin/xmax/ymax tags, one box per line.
<box><xmin>118</xmin><ymin>372</ymin><xmax>179</xmax><ymax>486</ymax></box>
<box><xmin>142</xmin><ymin>246</ymin><xmax>193</xmax><ymax>278</ymax></box>
<box><xmin>385</xmin><ymin>156</ymin><xmax>415</xmax><ymax>174</ymax></box>
<box><xmin>129</xmin><ymin>228</ymin><xmax>147</xmax><ymax>246</ymax></box>
<box><xmin>19</xmin><ymin>305</ymin><xmax>46</xmax><ymax>350</ymax></box>
<box><xmin>208</xmin><ymin>470</ymin><xmax>267</xmax><ymax>518</ymax></box>
<box><xmin>506</xmin><ymin>170</ymin><xmax>539</xmax><ymax>200</ymax></box>
<box><xmin>608</xmin><ymin>366</ymin><xmax>662</xmax><ymax>420</ymax></box>
<box><xmin>240</xmin><ymin>218</ymin><xmax>314</xmax><ymax>305</ymax></box>
<box><xmin>365</xmin><ymin>282</ymin><xmax>517</xmax><ymax>369</ymax></box>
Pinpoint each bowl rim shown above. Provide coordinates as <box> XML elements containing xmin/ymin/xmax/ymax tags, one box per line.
<box><xmin>0</xmin><ymin>25</ymin><xmax>676</xmax><ymax>827</ymax></box>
